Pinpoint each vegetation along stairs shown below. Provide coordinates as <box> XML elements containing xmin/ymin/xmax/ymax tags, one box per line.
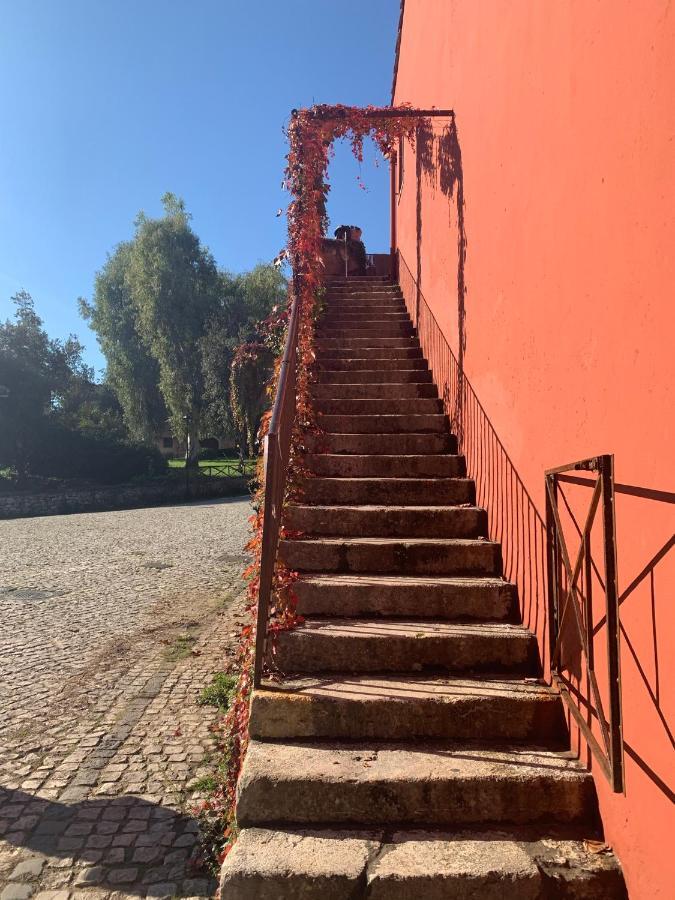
<box><xmin>220</xmin><ymin>276</ymin><xmax>627</xmax><ymax>898</ymax></box>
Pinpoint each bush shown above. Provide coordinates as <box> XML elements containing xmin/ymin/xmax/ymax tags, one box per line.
<box><xmin>29</xmin><ymin>421</ymin><xmax>166</xmax><ymax>484</ymax></box>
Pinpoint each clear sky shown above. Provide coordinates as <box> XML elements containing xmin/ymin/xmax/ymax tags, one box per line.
<box><xmin>0</xmin><ymin>0</ymin><xmax>400</xmax><ymax>374</ymax></box>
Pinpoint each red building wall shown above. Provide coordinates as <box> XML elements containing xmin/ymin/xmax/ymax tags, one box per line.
<box><xmin>393</xmin><ymin>2</ymin><xmax>674</xmax><ymax>897</ymax></box>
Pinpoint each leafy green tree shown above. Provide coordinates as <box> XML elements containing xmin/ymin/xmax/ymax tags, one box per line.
<box><xmin>200</xmin><ymin>265</ymin><xmax>287</xmax><ymax>449</ymax></box>
<box><xmin>0</xmin><ymin>291</ymin><xmax>70</xmax><ymax>478</ymax></box>
<box><xmin>79</xmin><ymin>242</ymin><xmax>166</xmax><ymax>443</ymax></box>
<box><xmin>126</xmin><ymin>193</ymin><xmax>220</xmax><ymax>464</ymax></box>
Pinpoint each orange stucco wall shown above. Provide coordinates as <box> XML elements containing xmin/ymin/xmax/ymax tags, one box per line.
<box><xmin>393</xmin><ymin>2</ymin><xmax>674</xmax><ymax>897</ymax></box>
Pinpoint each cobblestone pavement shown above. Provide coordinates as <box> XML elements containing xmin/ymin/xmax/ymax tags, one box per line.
<box><xmin>0</xmin><ymin>497</ymin><xmax>252</xmax><ymax>899</ymax></box>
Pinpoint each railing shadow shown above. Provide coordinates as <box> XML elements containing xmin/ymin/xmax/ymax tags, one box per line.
<box><xmin>398</xmin><ymin>250</ymin><xmax>550</xmax><ymax>673</ymax></box>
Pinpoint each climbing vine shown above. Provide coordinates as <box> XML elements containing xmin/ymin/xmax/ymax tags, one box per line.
<box><xmin>195</xmin><ymin>105</ymin><xmax>433</xmax><ymax>870</ymax></box>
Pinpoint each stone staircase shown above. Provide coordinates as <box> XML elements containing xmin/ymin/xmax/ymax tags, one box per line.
<box><xmin>220</xmin><ymin>277</ymin><xmax>627</xmax><ymax>898</ymax></box>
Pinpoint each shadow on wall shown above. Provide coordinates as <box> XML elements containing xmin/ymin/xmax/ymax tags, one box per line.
<box><xmin>398</xmin><ymin>116</ymin><xmax>674</xmax><ymax>809</ymax></box>
<box><xmin>554</xmin><ymin>476</ymin><xmax>675</xmax><ymax>806</ymax></box>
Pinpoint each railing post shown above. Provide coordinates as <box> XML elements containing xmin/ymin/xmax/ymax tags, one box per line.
<box><xmin>545</xmin><ymin>474</ymin><xmax>559</xmax><ymax>674</ymax></box>
<box><xmin>600</xmin><ymin>454</ymin><xmax>625</xmax><ymax>792</ymax></box>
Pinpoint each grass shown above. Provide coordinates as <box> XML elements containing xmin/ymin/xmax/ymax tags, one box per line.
<box><xmin>162</xmin><ymin>632</ymin><xmax>198</xmax><ymax>661</ymax></box>
<box><xmin>197</xmin><ymin>672</ymin><xmax>238</xmax><ymax>711</ymax></box>
<box><xmin>167</xmin><ymin>458</ymin><xmax>256</xmax><ymax>474</ymax></box>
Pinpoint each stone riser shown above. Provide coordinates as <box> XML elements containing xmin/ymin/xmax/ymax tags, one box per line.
<box><xmin>303</xmin><ymin>432</ymin><xmax>457</xmax><ymax>454</ymax></box>
<box><xmin>304</xmin><ymin>453</ymin><xmax>463</xmax><ymax>477</ymax></box>
<box><xmin>316</xmin><ymin>337</ymin><xmax>420</xmax><ymax>349</ymax></box>
<box><xmin>221</xmin><ymin>828</ymin><xmax>627</xmax><ymax>900</ymax></box>
<box><xmin>274</xmin><ymin>621</ymin><xmax>537</xmax><ymax>675</ymax></box>
<box><xmin>314</xmin><ymin>398</ymin><xmax>442</xmax><ymax>416</ymax></box>
<box><xmin>286</xmin><ymin>504</ymin><xmax>485</xmax><ymax>538</ymax></box>
<box><xmin>315</xmin><ymin>346</ymin><xmax>424</xmax><ymax>360</ymax></box>
<box><xmin>294</xmin><ymin>575</ymin><xmax>518</xmax><ymax>621</ymax></box>
<box><xmin>249</xmin><ymin>677</ymin><xmax>567</xmax><ymax>743</ymax></box>
<box><xmin>315</xmin><ymin>358</ymin><xmax>427</xmax><ymax>371</ymax></box>
<box><xmin>279</xmin><ymin>537</ymin><xmax>500</xmax><ymax>576</ymax></box>
<box><xmin>299</xmin><ymin>476</ymin><xmax>474</xmax><ymax>505</ymax></box>
<box><xmin>315</xmin><ymin>371</ymin><xmax>433</xmax><ymax>385</ymax></box>
<box><xmin>311</xmin><ymin>382</ymin><xmax>435</xmax><ymax>399</ymax></box>
<box><xmin>319</xmin><ymin>414</ymin><xmax>447</xmax><ymax>433</ymax></box>
<box><xmin>236</xmin><ymin>742</ymin><xmax>596</xmax><ymax>828</ymax></box>
<box><xmin>317</xmin><ymin>328</ymin><xmax>416</xmax><ymax>339</ymax></box>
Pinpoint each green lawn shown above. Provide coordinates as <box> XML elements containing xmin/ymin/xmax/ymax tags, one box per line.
<box><xmin>167</xmin><ymin>458</ymin><xmax>256</xmax><ymax>476</ymax></box>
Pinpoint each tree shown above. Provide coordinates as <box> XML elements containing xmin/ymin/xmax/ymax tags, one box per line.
<box><xmin>229</xmin><ymin>342</ymin><xmax>275</xmax><ymax>457</ymax></box>
<box><xmin>0</xmin><ymin>291</ymin><xmax>164</xmax><ymax>483</ymax></box>
<box><xmin>79</xmin><ymin>242</ymin><xmax>166</xmax><ymax>444</ymax></box>
<box><xmin>125</xmin><ymin>193</ymin><xmax>220</xmax><ymax>465</ymax></box>
<box><xmin>200</xmin><ymin>265</ymin><xmax>287</xmax><ymax>449</ymax></box>
<box><xmin>0</xmin><ymin>291</ymin><xmax>69</xmax><ymax>478</ymax></box>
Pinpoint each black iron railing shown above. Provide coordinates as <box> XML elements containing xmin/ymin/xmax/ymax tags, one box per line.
<box><xmin>546</xmin><ymin>455</ymin><xmax>625</xmax><ymax>792</ymax></box>
<box><xmin>398</xmin><ymin>249</ymin><xmax>624</xmax><ymax>791</ymax></box>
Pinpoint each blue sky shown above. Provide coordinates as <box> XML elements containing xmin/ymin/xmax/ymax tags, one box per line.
<box><xmin>0</xmin><ymin>0</ymin><xmax>399</xmax><ymax>374</ymax></box>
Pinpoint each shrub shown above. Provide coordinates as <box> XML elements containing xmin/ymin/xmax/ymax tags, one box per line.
<box><xmin>29</xmin><ymin>421</ymin><xmax>166</xmax><ymax>484</ymax></box>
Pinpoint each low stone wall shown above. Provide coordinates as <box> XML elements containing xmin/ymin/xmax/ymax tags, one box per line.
<box><xmin>0</xmin><ymin>476</ymin><xmax>250</xmax><ymax>519</ymax></box>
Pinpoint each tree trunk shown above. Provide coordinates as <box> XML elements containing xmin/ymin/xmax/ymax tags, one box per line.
<box><xmin>186</xmin><ymin>422</ymin><xmax>200</xmax><ymax>468</ymax></box>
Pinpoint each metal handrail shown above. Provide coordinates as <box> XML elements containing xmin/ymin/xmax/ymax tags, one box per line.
<box><xmin>546</xmin><ymin>454</ymin><xmax>624</xmax><ymax>792</ymax></box>
<box><xmin>252</xmin><ymin>282</ymin><xmax>301</xmax><ymax>688</ymax></box>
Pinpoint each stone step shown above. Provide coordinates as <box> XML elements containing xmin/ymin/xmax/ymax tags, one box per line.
<box><xmin>324</xmin><ymin>302</ymin><xmax>407</xmax><ymax>313</ymax></box>
<box><xmin>318</xmin><ymin>413</ymin><xmax>447</xmax><ymax>433</ymax></box>
<box><xmin>286</xmin><ymin>504</ymin><xmax>485</xmax><ymax>538</ymax></box>
<box><xmin>315</xmin><ymin>369</ymin><xmax>433</xmax><ymax>384</ymax></box>
<box><xmin>274</xmin><ymin>619</ymin><xmax>536</xmax><ymax>674</ymax></box>
<box><xmin>304</xmin><ymin>432</ymin><xmax>456</xmax><ymax>454</ymax></box>
<box><xmin>236</xmin><ymin>741</ymin><xmax>596</xmax><ymax>827</ymax></box>
<box><xmin>294</xmin><ymin>574</ymin><xmax>517</xmax><ymax>621</ymax></box>
<box><xmin>221</xmin><ymin>827</ymin><xmax>626</xmax><ymax>900</ymax></box>
<box><xmin>304</xmin><ymin>452</ymin><xmax>463</xmax><ymax>477</ymax></box>
<box><xmin>322</xmin><ymin>309</ymin><xmax>409</xmax><ymax>319</ymax></box>
<box><xmin>250</xmin><ymin>675</ymin><xmax>566</xmax><ymax>743</ymax></box>
<box><xmin>316</xmin><ymin>336</ymin><xmax>419</xmax><ymax>349</ymax></box>
<box><xmin>279</xmin><ymin>536</ymin><xmax>499</xmax><ymax>575</ymax></box>
<box><xmin>317</xmin><ymin>326</ymin><xmax>416</xmax><ymax>340</ymax></box>
<box><xmin>315</xmin><ymin>346</ymin><xmax>424</xmax><ymax>360</ymax></box>
<box><xmin>299</xmin><ymin>476</ymin><xmax>474</xmax><ymax>505</ymax></box>
<box><xmin>311</xmin><ymin>382</ymin><xmax>435</xmax><ymax>399</ymax></box>
<box><xmin>314</xmin><ymin>398</ymin><xmax>442</xmax><ymax>416</ymax></box>
<box><xmin>315</xmin><ymin>357</ymin><xmax>427</xmax><ymax>371</ymax></box>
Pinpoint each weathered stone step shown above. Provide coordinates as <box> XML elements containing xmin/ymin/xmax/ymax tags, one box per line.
<box><xmin>251</xmin><ymin>675</ymin><xmax>565</xmax><ymax>743</ymax></box>
<box><xmin>279</xmin><ymin>536</ymin><xmax>499</xmax><ymax>575</ymax></box>
<box><xmin>316</xmin><ymin>336</ymin><xmax>419</xmax><ymax>349</ymax></box>
<box><xmin>304</xmin><ymin>452</ymin><xmax>462</xmax><ymax>477</ymax></box>
<box><xmin>315</xmin><ymin>346</ymin><xmax>423</xmax><ymax>360</ymax></box>
<box><xmin>237</xmin><ymin>741</ymin><xmax>596</xmax><ymax>827</ymax></box>
<box><xmin>319</xmin><ymin>413</ymin><xmax>447</xmax><ymax>433</ymax></box>
<box><xmin>324</xmin><ymin>302</ymin><xmax>407</xmax><ymax>313</ymax></box>
<box><xmin>274</xmin><ymin>619</ymin><xmax>535</xmax><ymax>674</ymax></box>
<box><xmin>322</xmin><ymin>309</ymin><xmax>409</xmax><ymax>319</ymax></box>
<box><xmin>304</xmin><ymin>432</ymin><xmax>456</xmax><ymax>455</ymax></box>
<box><xmin>315</xmin><ymin>357</ymin><xmax>427</xmax><ymax>371</ymax></box>
<box><xmin>311</xmin><ymin>382</ymin><xmax>434</xmax><ymax>399</ymax></box>
<box><xmin>299</xmin><ymin>476</ymin><xmax>474</xmax><ymax>506</ymax></box>
<box><xmin>317</xmin><ymin>327</ymin><xmax>415</xmax><ymax>341</ymax></box>
<box><xmin>295</xmin><ymin>574</ymin><xmax>517</xmax><ymax>620</ymax></box>
<box><xmin>220</xmin><ymin>827</ymin><xmax>627</xmax><ymax>900</ymax></box>
<box><xmin>315</xmin><ymin>369</ymin><xmax>433</xmax><ymax>384</ymax></box>
<box><xmin>286</xmin><ymin>504</ymin><xmax>485</xmax><ymax>538</ymax></box>
<box><xmin>314</xmin><ymin>398</ymin><xmax>442</xmax><ymax>416</ymax></box>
